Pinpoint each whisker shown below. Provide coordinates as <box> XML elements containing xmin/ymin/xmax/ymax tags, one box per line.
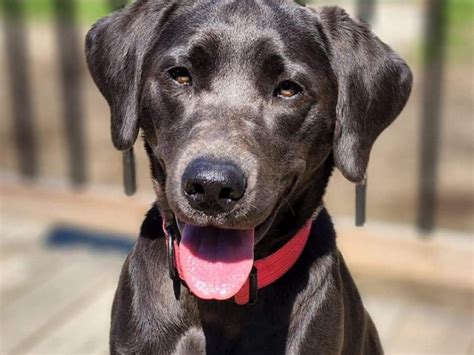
<box><xmin>284</xmin><ymin>198</ymin><xmax>295</xmax><ymax>217</ymax></box>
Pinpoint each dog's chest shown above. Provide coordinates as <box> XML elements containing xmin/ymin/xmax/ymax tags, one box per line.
<box><xmin>170</xmin><ymin>309</ymin><xmax>302</xmax><ymax>354</ymax></box>
<box><xmin>165</xmin><ymin>276</ymin><xmax>342</xmax><ymax>355</ymax></box>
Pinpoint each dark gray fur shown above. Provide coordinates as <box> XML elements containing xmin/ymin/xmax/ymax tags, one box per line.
<box><xmin>85</xmin><ymin>0</ymin><xmax>412</xmax><ymax>353</ymax></box>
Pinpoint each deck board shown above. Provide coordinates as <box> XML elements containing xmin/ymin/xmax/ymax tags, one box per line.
<box><xmin>1</xmin><ymin>210</ymin><xmax>124</xmax><ymax>354</ymax></box>
<box><xmin>29</xmin><ymin>286</ymin><xmax>116</xmax><ymax>354</ymax></box>
<box><xmin>0</xmin><ymin>255</ymin><xmax>118</xmax><ymax>354</ymax></box>
<box><xmin>362</xmin><ymin>294</ymin><xmax>406</xmax><ymax>344</ymax></box>
<box><xmin>0</xmin><ymin>184</ymin><xmax>472</xmax><ymax>354</ymax></box>
<box><xmin>385</xmin><ymin>300</ymin><xmax>473</xmax><ymax>354</ymax></box>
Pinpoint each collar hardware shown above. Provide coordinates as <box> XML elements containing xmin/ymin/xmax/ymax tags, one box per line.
<box><xmin>165</xmin><ymin>224</ymin><xmax>181</xmax><ymax>300</ymax></box>
<box><xmin>248</xmin><ymin>266</ymin><xmax>258</xmax><ymax>305</ymax></box>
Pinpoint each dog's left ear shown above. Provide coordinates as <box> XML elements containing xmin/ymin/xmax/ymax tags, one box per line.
<box><xmin>315</xmin><ymin>6</ymin><xmax>413</xmax><ymax>183</ymax></box>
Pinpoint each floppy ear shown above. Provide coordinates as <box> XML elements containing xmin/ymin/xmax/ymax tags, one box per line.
<box><xmin>316</xmin><ymin>7</ymin><xmax>413</xmax><ymax>183</ymax></box>
<box><xmin>85</xmin><ymin>1</ymin><xmax>175</xmax><ymax>150</ymax></box>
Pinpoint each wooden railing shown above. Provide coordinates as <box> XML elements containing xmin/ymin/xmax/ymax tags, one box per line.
<box><xmin>1</xmin><ymin>0</ymin><xmax>447</xmax><ymax>232</ymax></box>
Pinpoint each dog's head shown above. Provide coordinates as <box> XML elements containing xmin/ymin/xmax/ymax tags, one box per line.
<box><xmin>86</xmin><ymin>0</ymin><xmax>412</xmax><ymax>299</ymax></box>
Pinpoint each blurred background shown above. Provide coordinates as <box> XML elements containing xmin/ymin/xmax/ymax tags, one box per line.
<box><xmin>0</xmin><ymin>0</ymin><xmax>472</xmax><ymax>353</ymax></box>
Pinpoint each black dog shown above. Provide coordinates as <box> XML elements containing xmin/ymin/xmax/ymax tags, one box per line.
<box><xmin>86</xmin><ymin>0</ymin><xmax>412</xmax><ymax>353</ymax></box>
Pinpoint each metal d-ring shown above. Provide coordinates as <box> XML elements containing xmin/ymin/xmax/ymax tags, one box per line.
<box><xmin>248</xmin><ymin>266</ymin><xmax>258</xmax><ymax>305</ymax></box>
<box><xmin>355</xmin><ymin>175</ymin><xmax>367</xmax><ymax>227</ymax></box>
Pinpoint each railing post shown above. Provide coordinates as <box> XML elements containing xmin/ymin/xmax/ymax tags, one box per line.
<box><xmin>353</xmin><ymin>0</ymin><xmax>375</xmax><ymax>227</ymax></box>
<box><xmin>417</xmin><ymin>0</ymin><xmax>447</xmax><ymax>233</ymax></box>
<box><xmin>2</xmin><ymin>0</ymin><xmax>38</xmax><ymax>179</ymax></box>
<box><xmin>106</xmin><ymin>0</ymin><xmax>135</xmax><ymax>195</ymax></box>
<box><xmin>53</xmin><ymin>0</ymin><xmax>86</xmax><ymax>186</ymax></box>
<box><xmin>357</xmin><ymin>0</ymin><xmax>376</xmax><ymax>24</ymax></box>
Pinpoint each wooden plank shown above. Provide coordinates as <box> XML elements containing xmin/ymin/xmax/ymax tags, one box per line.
<box><xmin>336</xmin><ymin>219</ymin><xmax>474</xmax><ymax>292</ymax></box>
<box><xmin>28</xmin><ymin>286</ymin><xmax>116</xmax><ymax>354</ymax></box>
<box><xmin>0</xmin><ymin>215</ymin><xmax>58</xmax><ymax>308</ymax></box>
<box><xmin>362</xmin><ymin>294</ymin><xmax>406</xmax><ymax>345</ymax></box>
<box><xmin>0</xmin><ymin>253</ymin><xmax>120</xmax><ymax>354</ymax></box>
<box><xmin>385</xmin><ymin>300</ymin><xmax>473</xmax><ymax>354</ymax></box>
<box><xmin>0</xmin><ymin>201</ymin><xmax>124</xmax><ymax>353</ymax></box>
<box><xmin>0</xmin><ymin>181</ymin><xmax>148</xmax><ymax>236</ymax></box>
<box><xmin>0</xmin><ymin>249</ymin><xmax>64</xmax><ymax>309</ymax></box>
<box><xmin>356</xmin><ymin>277</ymin><xmax>474</xmax><ymax>354</ymax></box>
<box><xmin>0</xmin><ymin>211</ymin><xmax>124</xmax><ymax>311</ymax></box>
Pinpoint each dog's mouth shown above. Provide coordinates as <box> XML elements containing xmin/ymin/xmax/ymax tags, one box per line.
<box><xmin>177</xmin><ymin>224</ymin><xmax>255</xmax><ymax>300</ymax></box>
<box><xmin>172</xmin><ymin>180</ymin><xmax>293</xmax><ymax>300</ymax></box>
<box><xmin>174</xmin><ymin>209</ymin><xmax>280</xmax><ymax>300</ymax></box>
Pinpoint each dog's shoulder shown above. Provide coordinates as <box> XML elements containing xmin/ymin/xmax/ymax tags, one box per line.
<box><xmin>289</xmin><ymin>209</ymin><xmax>382</xmax><ymax>354</ymax></box>
<box><xmin>111</xmin><ymin>206</ymin><xmax>198</xmax><ymax>354</ymax></box>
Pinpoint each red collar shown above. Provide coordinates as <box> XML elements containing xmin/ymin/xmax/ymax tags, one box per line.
<box><xmin>163</xmin><ymin>219</ymin><xmax>313</xmax><ymax>305</ymax></box>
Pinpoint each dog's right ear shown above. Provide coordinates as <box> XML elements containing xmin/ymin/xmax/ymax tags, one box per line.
<box><xmin>85</xmin><ymin>1</ymin><xmax>175</xmax><ymax>151</ymax></box>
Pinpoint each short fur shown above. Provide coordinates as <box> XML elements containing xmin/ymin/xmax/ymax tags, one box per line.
<box><xmin>85</xmin><ymin>0</ymin><xmax>412</xmax><ymax>353</ymax></box>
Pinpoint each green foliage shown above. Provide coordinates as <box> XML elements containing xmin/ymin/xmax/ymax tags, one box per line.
<box><xmin>1</xmin><ymin>0</ymin><xmax>119</xmax><ymax>24</ymax></box>
<box><xmin>447</xmin><ymin>0</ymin><xmax>474</xmax><ymax>60</ymax></box>
<box><xmin>448</xmin><ymin>0</ymin><xmax>473</xmax><ymax>27</ymax></box>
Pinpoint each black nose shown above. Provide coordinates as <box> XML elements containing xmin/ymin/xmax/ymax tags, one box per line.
<box><xmin>182</xmin><ymin>158</ymin><xmax>246</xmax><ymax>215</ymax></box>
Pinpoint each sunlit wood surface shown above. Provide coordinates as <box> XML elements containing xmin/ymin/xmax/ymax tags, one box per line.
<box><xmin>1</xmin><ymin>183</ymin><xmax>473</xmax><ymax>354</ymax></box>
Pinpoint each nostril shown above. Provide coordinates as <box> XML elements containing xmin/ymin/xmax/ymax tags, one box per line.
<box><xmin>219</xmin><ymin>187</ymin><xmax>233</xmax><ymax>200</ymax></box>
<box><xmin>185</xmin><ymin>181</ymin><xmax>205</xmax><ymax>196</ymax></box>
<box><xmin>219</xmin><ymin>187</ymin><xmax>244</xmax><ymax>201</ymax></box>
<box><xmin>194</xmin><ymin>184</ymin><xmax>204</xmax><ymax>195</ymax></box>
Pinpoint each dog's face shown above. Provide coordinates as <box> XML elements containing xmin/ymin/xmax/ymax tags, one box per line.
<box><xmin>139</xmin><ymin>3</ymin><xmax>337</xmax><ymax>236</ymax></box>
<box><xmin>86</xmin><ymin>0</ymin><xmax>411</xmax><ymax>299</ymax></box>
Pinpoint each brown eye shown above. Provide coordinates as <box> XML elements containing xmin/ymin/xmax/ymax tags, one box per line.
<box><xmin>274</xmin><ymin>80</ymin><xmax>302</xmax><ymax>98</ymax></box>
<box><xmin>168</xmin><ymin>67</ymin><xmax>192</xmax><ymax>85</ymax></box>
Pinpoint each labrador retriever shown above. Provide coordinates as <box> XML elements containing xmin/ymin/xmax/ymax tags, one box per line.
<box><xmin>85</xmin><ymin>0</ymin><xmax>412</xmax><ymax>353</ymax></box>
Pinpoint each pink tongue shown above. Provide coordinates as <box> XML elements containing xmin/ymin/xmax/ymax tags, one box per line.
<box><xmin>179</xmin><ymin>225</ymin><xmax>254</xmax><ymax>300</ymax></box>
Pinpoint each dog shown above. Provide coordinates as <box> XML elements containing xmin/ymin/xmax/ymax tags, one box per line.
<box><xmin>85</xmin><ymin>0</ymin><xmax>412</xmax><ymax>353</ymax></box>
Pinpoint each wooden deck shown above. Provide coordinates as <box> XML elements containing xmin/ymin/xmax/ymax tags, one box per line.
<box><xmin>1</xmin><ymin>182</ymin><xmax>473</xmax><ymax>354</ymax></box>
